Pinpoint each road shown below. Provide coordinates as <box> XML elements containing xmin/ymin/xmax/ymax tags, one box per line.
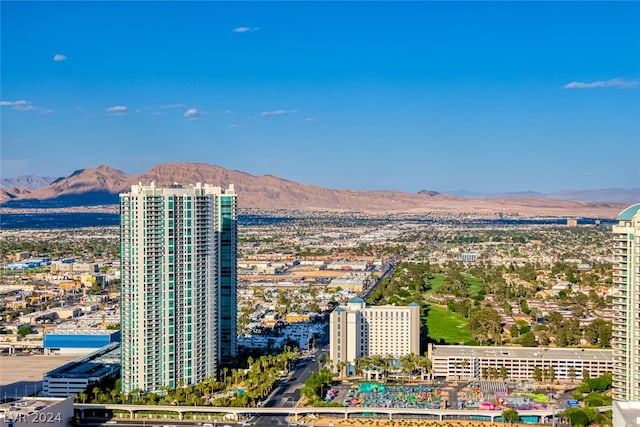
<box><xmin>78</xmin><ymin>336</ymin><xmax>329</xmax><ymax>427</ymax></box>
<box><xmin>361</xmin><ymin>257</ymin><xmax>398</xmax><ymax>301</ymax></box>
<box><xmin>253</xmin><ymin>340</ymin><xmax>329</xmax><ymax>426</ymax></box>
<box><xmin>81</xmin><ymin>422</ymin><xmax>246</xmax><ymax>427</ymax></box>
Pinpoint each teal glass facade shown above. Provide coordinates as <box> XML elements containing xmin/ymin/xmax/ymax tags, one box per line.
<box><xmin>120</xmin><ymin>183</ymin><xmax>236</xmax><ymax>393</ymax></box>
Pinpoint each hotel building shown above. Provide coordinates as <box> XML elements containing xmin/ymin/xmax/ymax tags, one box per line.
<box><xmin>119</xmin><ymin>182</ymin><xmax>237</xmax><ymax>393</ymax></box>
<box><xmin>612</xmin><ymin>203</ymin><xmax>640</xmax><ymax>401</ymax></box>
<box><xmin>329</xmin><ymin>298</ymin><xmax>420</xmax><ymax>371</ymax></box>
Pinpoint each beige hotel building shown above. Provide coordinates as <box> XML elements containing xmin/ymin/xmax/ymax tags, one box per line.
<box><xmin>329</xmin><ymin>297</ymin><xmax>420</xmax><ymax>373</ymax></box>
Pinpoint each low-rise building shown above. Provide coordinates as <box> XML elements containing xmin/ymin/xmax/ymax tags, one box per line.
<box><xmin>44</xmin><ymin>329</ymin><xmax>120</xmax><ymax>355</ymax></box>
<box><xmin>0</xmin><ymin>397</ymin><xmax>74</xmax><ymax>427</ymax></box>
<box><xmin>429</xmin><ymin>344</ymin><xmax>612</xmax><ymax>381</ymax></box>
<box><xmin>41</xmin><ymin>343</ymin><xmax>120</xmax><ymax>397</ymax></box>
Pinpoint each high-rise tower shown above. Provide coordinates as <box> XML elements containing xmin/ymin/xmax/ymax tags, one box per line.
<box><xmin>119</xmin><ymin>182</ymin><xmax>237</xmax><ymax>393</ymax></box>
<box><xmin>329</xmin><ymin>298</ymin><xmax>420</xmax><ymax>374</ymax></box>
<box><xmin>612</xmin><ymin>203</ymin><xmax>640</xmax><ymax>401</ymax></box>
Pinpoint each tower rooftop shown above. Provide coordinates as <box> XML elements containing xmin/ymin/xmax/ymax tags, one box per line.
<box><xmin>618</xmin><ymin>203</ymin><xmax>640</xmax><ymax>220</ymax></box>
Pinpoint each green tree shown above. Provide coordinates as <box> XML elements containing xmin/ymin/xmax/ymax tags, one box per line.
<box><xmin>584</xmin><ymin>319</ymin><xmax>612</xmax><ymax>347</ymax></box>
<box><xmin>469</xmin><ymin>307</ymin><xmax>502</xmax><ymax>344</ymax></box>
<box><xmin>509</xmin><ymin>324</ymin><xmax>519</xmax><ymax>338</ymax></box>
<box><xmin>533</xmin><ymin>367</ymin><xmax>543</xmax><ymax>383</ymax></box>
<box><xmin>562</xmin><ymin>408</ymin><xmax>590</xmax><ymax>427</ymax></box>
<box><xmin>502</xmin><ymin>409</ymin><xmax>520</xmax><ymax>425</ymax></box>
<box><xmin>17</xmin><ymin>325</ymin><xmax>32</xmax><ymax>337</ymax></box>
<box><xmin>519</xmin><ymin>331</ymin><xmax>537</xmax><ymax>347</ymax></box>
<box><xmin>546</xmin><ymin>311</ymin><xmax>564</xmax><ymax>330</ymax></box>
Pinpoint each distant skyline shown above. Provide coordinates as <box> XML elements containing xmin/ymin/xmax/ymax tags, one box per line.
<box><xmin>1</xmin><ymin>1</ymin><xmax>639</xmax><ymax>193</ymax></box>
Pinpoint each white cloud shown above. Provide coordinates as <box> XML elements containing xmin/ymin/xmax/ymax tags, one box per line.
<box><xmin>305</xmin><ymin>117</ymin><xmax>317</xmax><ymax>122</ymax></box>
<box><xmin>184</xmin><ymin>108</ymin><xmax>201</xmax><ymax>119</ymax></box>
<box><xmin>260</xmin><ymin>109</ymin><xmax>298</xmax><ymax>117</ymax></box>
<box><xmin>0</xmin><ymin>100</ymin><xmax>28</xmax><ymax>107</ymax></box>
<box><xmin>1</xmin><ymin>99</ymin><xmax>52</xmax><ymax>113</ymax></box>
<box><xmin>233</xmin><ymin>26</ymin><xmax>259</xmax><ymax>33</ymax></box>
<box><xmin>53</xmin><ymin>54</ymin><xmax>67</xmax><ymax>62</ymax></box>
<box><xmin>228</xmin><ymin>123</ymin><xmax>242</xmax><ymax>128</ymax></box>
<box><xmin>105</xmin><ymin>105</ymin><xmax>128</xmax><ymax>114</ymax></box>
<box><xmin>563</xmin><ymin>78</ymin><xmax>639</xmax><ymax>89</ymax></box>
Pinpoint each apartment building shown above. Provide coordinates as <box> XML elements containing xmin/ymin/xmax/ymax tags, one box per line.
<box><xmin>612</xmin><ymin>203</ymin><xmax>640</xmax><ymax>401</ymax></box>
<box><xmin>119</xmin><ymin>182</ymin><xmax>237</xmax><ymax>393</ymax></box>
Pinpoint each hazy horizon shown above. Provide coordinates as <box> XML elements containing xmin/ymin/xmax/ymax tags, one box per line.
<box><xmin>1</xmin><ymin>164</ymin><xmax>639</xmax><ymax>198</ymax></box>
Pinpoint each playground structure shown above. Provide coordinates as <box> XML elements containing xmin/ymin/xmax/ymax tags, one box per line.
<box><xmin>343</xmin><ymin>383</ymin><xmax>444</xmax><ymax>409</ymax></box>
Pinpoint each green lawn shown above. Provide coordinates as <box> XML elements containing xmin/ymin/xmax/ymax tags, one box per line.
<box><xmin>427</xmin><ymin>273</ymin><xmax>484</xmax><ymax>298</ymax></box>
<box><xmin>520</xmin><ymin>393</ymin><xmax>550</xmax><ymax>403</ymax></box>
<box><xmin>425</xmin><ymin>304</ymin><xmax>475</xmax><ymax>345</ymax></box>
<box><xmin>463</xmin><ymin>274</ymin><xmax>484</xmax><ymax>297</ymax></box>
<box><xmin>427</xmin><ymin>274</ymin><xmax>445</xmax><ymax>293</ymax></box>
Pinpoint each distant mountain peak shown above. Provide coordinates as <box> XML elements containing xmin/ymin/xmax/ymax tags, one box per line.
<box><xmin>0</xmin><ymin>162</ymin><xmax>632</xmax><ymax>217</ymax></box>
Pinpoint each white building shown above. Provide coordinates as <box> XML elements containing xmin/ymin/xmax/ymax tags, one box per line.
<box><xmin>329</xmin><ymin>298</ymin><xmax>420</xmax><ymax>372</ymax></box>
<box><xmin>429</xmin><ymin>344</ymin><xmax>612</xmax><ymax>381</ymax></box>
<box><xmin>0</xmin><ymin>397</ymin><xmax>73</xmax><ymax>427</ymax></box>
<box><xmin>613</xmin><ymin>401</ymin><xmax>640</xmax><ymax>427</ymax></box>
<box><xmin>281</xmin><ymin>323</ymin><xmax>324</xmax><ymax>351</ymax></box>
<box><xmin>42</xmin><ymin>343</ymin><xmax>120</xmax><ymax>397</ymax></box>
<box><xmin>612</xmin><ymin>203</ymin><xmax>640</xmax><ymax>402</ymax></box>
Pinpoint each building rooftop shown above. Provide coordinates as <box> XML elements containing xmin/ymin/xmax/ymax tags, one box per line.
<box><xmin>46</xmin><ymin>329</ymin><xmax>119</xmax><ymax>336</ymax></box>
<box><xmin>431</xmin><ymin>344</ymin><xmax>612</xmax><ymax>361</ymax></box>
<box><xmin>613</xmin><ymin>401</ymin><xmax>640</xmax><ymax>426</ymax></box>
<box><xmin>618</xmin><ymin>203</ymin><xmax>640</xmax><ymax>220</ymax></box>
<box><xmin>0</xmin><ymin>397</ymin><xmax>70</xmax><ymax>420</ymax></box>
<box><xmin>44</xmin><ymin>343</ymin><xmax>120</xmax><ymax>379</ymax></box>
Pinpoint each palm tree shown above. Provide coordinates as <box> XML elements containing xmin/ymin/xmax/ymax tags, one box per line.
<box><xmin>418</xmin><ymin>354</ymin><xmax>432</xmax><ymax>381</ymax></box>
<box><xmin>336</xmin><ymin>360</ymin><xmax>347</xmax><ymax>379</ymax></box>
<box><xmin>400</xmin><ymin>353</ymin><xmax>418</xmax><ymax>380</ymax></box>
<box><xmin>461</xmin><ymin>360</ymin><xmax>470</xmax><ymax>380</ymax></box>
<box><xmin>130</xmin><ymin>388</ymin><xmax>143</xmax><ymax>403</ymax></box>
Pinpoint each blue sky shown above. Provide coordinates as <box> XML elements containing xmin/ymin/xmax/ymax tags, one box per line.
<box><xmin>1</xmin><ymin>1</ymin><xmax>639</xmax><ymax>193</ymax></box>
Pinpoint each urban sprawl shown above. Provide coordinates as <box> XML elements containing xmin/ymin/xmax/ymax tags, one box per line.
<box><xmin>1</xmin><ymin>185</ymin><xmax>639</xmax><ymax>427</ymax></box>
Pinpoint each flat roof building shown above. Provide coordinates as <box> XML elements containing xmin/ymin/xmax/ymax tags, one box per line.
<box><xmin>43</xmin><ymin>330</ymin><xmax>120</xmax><ymax>356</ymax></box>
<box><xmin>613</xmin><ymin>400</ymin><xmax>640</xmax><ymax>427</ymax></box>
<box><xmin>42</xmin><ymin>343</ymin><xmax>120</xmax><ymax>398</ymax></box>
<box><xmin>0</xmin><ymin>397</ymin><xmax>73</xmax><ymax>427</ymax></box>
<box><xmin>429</xmin><ymin>344</ymin><xmax>612</xmax><ymax>381</ymax></box>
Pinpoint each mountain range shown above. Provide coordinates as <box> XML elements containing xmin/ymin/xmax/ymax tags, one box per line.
<box><xmin>1</xmin><ymin>163</ymin><xmax>636</xmax><ymax>218</ymax></box>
